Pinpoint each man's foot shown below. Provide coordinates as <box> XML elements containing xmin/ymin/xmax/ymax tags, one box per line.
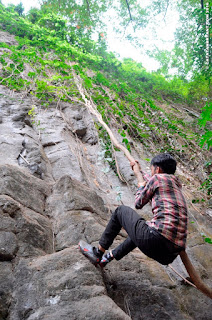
<box><xmin>78</xmin><ymin>240</ymin><xmax>103</xmax><ymax>266</ymax></box>
<box><xmin>99</xmin><ymin>251</ymin><xmax>114</xmax><ymax>268</ymax></box>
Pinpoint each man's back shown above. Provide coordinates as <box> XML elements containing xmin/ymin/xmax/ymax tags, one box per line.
<box><xmin>135</xmin><ymin>173</ymin><xmax>188</xmax><ymax>248</ymax></box>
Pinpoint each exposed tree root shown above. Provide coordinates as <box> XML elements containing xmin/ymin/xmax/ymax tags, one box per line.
<box><xmin>179</xmin><ymin>251</ymin><xmax>212</xmax><ymax>299</ymax></box>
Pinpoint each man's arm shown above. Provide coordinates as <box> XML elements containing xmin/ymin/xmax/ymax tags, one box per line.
<box><xmin>135</xmin><ymin>176</ymin><xmax>158</xmax><ymax>209</ymax></box>
<box><xmin>130</xmin><ymin>161</ymin><xmax>147</xmax><ymax>188</ymax></box>
<box><xmin>130</xmin><ymin>160</ymin><xmax>158</xmax><ymax>209</ymax></box>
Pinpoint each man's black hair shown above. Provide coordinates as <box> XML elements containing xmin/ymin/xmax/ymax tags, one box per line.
<box><xmin>151</xmin><ymin>153</ymin><xmax>177</xmax><ymax>174</ymax></box>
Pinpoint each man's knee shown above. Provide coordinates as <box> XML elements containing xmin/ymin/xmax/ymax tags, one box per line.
<box><xmin>115</xmin><ymin>205</ymin><xmax>129</xmax><ymax>219</ymax></box>
<box><xmin>111</xmin><ymin>205</ymin><xmax>127</xmax><ymax>226</ymax></box>
<box><xmin>114</xmin><ymin>205</ymin><xmax>137</xmax><ymax>226</ymax></box>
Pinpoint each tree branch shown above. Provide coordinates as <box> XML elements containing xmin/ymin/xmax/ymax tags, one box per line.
<box><xmin>201</xmin><ymin>0</ymin><xmax>204</xmax><ymax>10</ymax></box>
<box><xmin>125</xmin><ymin>0</ymin><xmax>133</xmax><ymax>21</ymax></box>
<box><xmin>163</xmin><ymin>0</ymin><xmax>170</xmax><ymax>21</ymax></box>
<box><xmin>85</xmin><ymin>0</ymin><xmax>91</xmax><ymax>17</ymax></box>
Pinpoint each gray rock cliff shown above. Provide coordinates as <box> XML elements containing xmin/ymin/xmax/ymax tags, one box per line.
<box><xmin>0</xmin><ymin>81</ymin><xmax>212</xmax><ymax>320</ymax></box>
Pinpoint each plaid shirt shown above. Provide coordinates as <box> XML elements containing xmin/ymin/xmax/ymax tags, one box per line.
<box><xmin>135</xmin><ymin>172</ymin><xmax>187</xmax><ymax>248</ymax></box>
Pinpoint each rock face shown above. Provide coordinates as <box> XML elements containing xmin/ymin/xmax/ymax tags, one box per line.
<box><xmin>0</xmin><ymin>82</ymin><xmax>212</xmax><ymax>320</ymax></box>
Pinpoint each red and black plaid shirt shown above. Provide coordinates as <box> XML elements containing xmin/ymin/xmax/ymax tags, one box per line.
<box><xmin>135</xmin><ymin>173</ymin><xmax>188</xmax><ymax>248</ymax></box>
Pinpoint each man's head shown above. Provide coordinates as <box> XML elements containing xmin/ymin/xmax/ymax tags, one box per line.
<box><xmin>150</xmin><ymin>153</ymin><xmax>177</xmax><ymax>175</ymax></box>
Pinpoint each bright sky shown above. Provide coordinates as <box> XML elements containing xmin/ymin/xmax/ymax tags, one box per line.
<box><xmin>2</xmin><ymin>0</ymin><xmax>40</xmax><ymax>11</ymax></box>
<box><xmin>1</xmin><ymin>0</ymin><xmax>179</xmax><ymax>72</ymax></box>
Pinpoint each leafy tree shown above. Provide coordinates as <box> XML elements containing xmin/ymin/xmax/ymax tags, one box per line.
<box><xmin>148</xmin><ymin>49</ymin><xmax>172</xmax><ymax>77</ymax></box>
<box><xmin>14</xmin><ymin>2</ymin><xmax>25</xmax><ymax>16</ymax></box>
<box><xmin>27</xmin><ymin>8</ymin><xmax>43</xmax><ymax>24</ymax></box>
<box><xmin>4</xmin><ymin>2</ymin><xmax>25</xmax><ymax>16</ymax></box>
<box><xmin>199</xmin><ymin>101</ymin><xmax>212</xmax><ymax>150</ymax></box>
<box><xmin>174</xmin><ymin>0</ymin><xmax>212</xmax><ymax>76</ymax></box>
<box><xmin>148</xmin><ymin>0</ymin><xmax>211</xmax><ymax>81</ymax></box>
<box><xmin>187</xmin><ymin>73</ymin><xmax>210</xmax><ymax>106</ymax></box>
<box><xmin>38</xmin><ymin>13</ymin><xmax>67</xmax><ymax>39</ymax></box>
<box><xmin>40</xmin><ymin>0</ymin><xmax>148</xmax><ymax>43</ymax></box>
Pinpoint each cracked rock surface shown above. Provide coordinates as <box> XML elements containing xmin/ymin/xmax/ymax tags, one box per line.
<box><xmin>0</xmin><ymin>84</ymin><xmax>211</xmax><ymax>319</ymax></box>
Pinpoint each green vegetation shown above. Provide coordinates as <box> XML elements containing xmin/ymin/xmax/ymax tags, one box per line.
<box><xmin>199</xmin><ymin>102</ymin><xmax>212</xmax><ymax>149</ymax></box>
<box><xmin>0</xmin><ymin>1</ymin><xmax>211</xmax><ymax>199</ymax></box>
<box><xmin>149</xmin><ymin>1</ymin><xmax>212</xmax><ymax>78</ymax></box>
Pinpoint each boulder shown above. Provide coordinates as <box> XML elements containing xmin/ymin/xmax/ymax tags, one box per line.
<box><xmin>0</xmin><ymin>31</ymin><xmax>18</xmax><ymax>46</ymax></box>
<box><xmin>0</xmin><ymin>195</ymin><xmax>53</xmax><ymax>258</ymax></box>
<box><xmin>43</xmin><ymin>141</ymin><xmax>83</xmax><ymax>182</ymax></box>
<box><xmin>62</xmin><ymin>103</ymin><xmax>98</xmax><ymax>145</ymax></box>
<box><xmin>54</xmin><ymin>210</ymin><xmax>106</xmax><ymax>251</ymax></box>
<box><xmin>47</xmin><ymin>175</ymin><xmax>107</xmax><ymax>218</ymax></box>
<box><xmin>9</xmin><ymin>248</ymin><xmax>130</xmax><ymax>320</ymax></box>
<box><xmin>0</xmin><ymin>262</ymin><xmax>13</xmax><ymax>319</ymax></box>
<box><xmin>0</xmin><ymin>231</ymin><xmax>18</xmax><ymax>260</ymax></box>
<box><xmin>0</xmin><ymin>165</ymin><xmax>51</xmax><ymax>214</ymax></box>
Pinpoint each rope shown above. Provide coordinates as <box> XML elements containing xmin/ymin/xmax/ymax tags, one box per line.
<box><xmin>168</xmin><ymin>264</ymin><xmax>197</xmax><ymax>288</ymax></box>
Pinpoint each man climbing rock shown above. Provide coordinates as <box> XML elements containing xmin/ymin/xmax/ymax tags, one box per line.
<box><xmin>79</xmin><ymin>153</ymin><xmax>188</xmax><ymax>268</ymax></box>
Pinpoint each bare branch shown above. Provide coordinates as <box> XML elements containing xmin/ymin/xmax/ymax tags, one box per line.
<box><xmin>85</xmin><ymin>0</ymin><xmax>91</xmax><ymax>17</ymax></box>
<box><xmin>125</xmin><ymin>0</ymin><xmax>133</xmax><ymax>21</ymax></box>
<box><xmin>163</xmin><ymin>0</ymin><xmax>170</xmax><ymax>21</ymax></box>
<box><xmin>201</xmin><ymin>0</ymin><xmax>204</xmax><ymax>10</ymax></box>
